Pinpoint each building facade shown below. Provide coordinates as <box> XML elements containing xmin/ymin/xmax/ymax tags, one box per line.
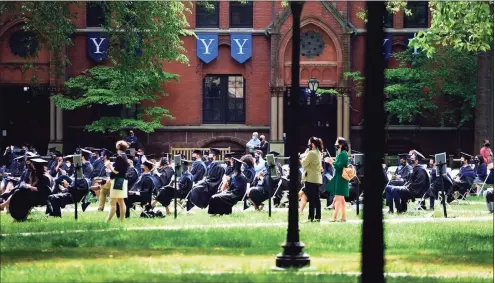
<box><xmin>0</xmin><ymin>1</ymin><xmax>473</xmax><ymax>156</ymax></box>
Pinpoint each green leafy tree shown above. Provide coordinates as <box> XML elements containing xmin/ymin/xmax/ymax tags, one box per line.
<box><xmin>408</xmin><ymin>1</ymin><xmax>493</xmax><ymax>152</ymax></box>
<box><xmin>1</xmin><ymin>1</ymin><xmax>192</xmax><ymax>134</ymax></box>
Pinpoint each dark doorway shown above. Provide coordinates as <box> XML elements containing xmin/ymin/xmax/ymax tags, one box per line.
<box><xmin>284</xmin><ymin>87</ymin><xmax>337</xmax><ymax>154</ymax></box>
<box><xmin>0</xmin><ymin>85</ymin><xmax>50</xmax><ymax>153</ymax></box>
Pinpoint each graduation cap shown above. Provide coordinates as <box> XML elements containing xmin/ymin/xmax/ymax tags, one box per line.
<box><xmin>56</xmin><ymin>174</ymin><xmax>73</xmax><ymax>185</ymax></box>
<box><xmin>398</xmin><ymin>153</ymin><xmax>410</xmax><ymax>159</ymax></box>
<box><xmin>30</xmin><ymin>158</ymin><xmax>48</xmax><ymax>165</ymax></box>
<box><xmin>48</xmin><ymin>147</ymin><xmax>57</xmax><ymax>153</ymax></box>
<box><xmin>269</xmin><ymin>151</ymin><xmax>280</xmax><ymax>157</ymax></box>
<box><xmin>411</xmin><ymin>150</ymin><xmax>425</xmax><ymax>161</ymax></box>
<box><xmin>210</xmin><ymin>148</ymin><xmax>220</xmax><ymax>156</ymax></box>
<box><xmin>224</xmin><ymin>152</ymin><xmax>236</xmax><ymax>158</ymax></box>
<box><xmin>79</xmin><ymin>148</ymin><xmax>92</xmax><ymax>160</ymax></box>
<box><xmin>232</xmin><ymin>157</ymin><xmax>244</xmax><ymax>172</ymax></box>
<box><xmin>460</xmin><ymin>152</ymin><xmax>473</xmax><ymax>161</ymax></box>
<box><xmin>192</xmin><ymin>150</ymin><xmax>203</xmax><ymax>156</ymax></box>
<box><xmin>145</xmin><ymin>153</ymin><xmax>156</xmax><ymax>160</ymax></box>
<box><xmin>101</xmin><ymin>148</ymin><xmax>112</xmax><ymax>158</ymax></box>
<box><xmin>63</xmin><ymin>155</ymin><xmax>75</xmax><ymax>160</ymax></box>
<box><xmin>142</xmin><ymin>160</ymin><xmax>155</xmax><ymax>170</ymax></box>
<box><xmin>54</xmin><ymin>151</ymin><xmax>63</xmax><ymax>157</ymax></box>
<box><xmin>160</xmin><ymin>156</ymin><xmax>169</xmax><ymax>166</ymax></box>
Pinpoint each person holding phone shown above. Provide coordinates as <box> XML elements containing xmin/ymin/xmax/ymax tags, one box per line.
<box><xmin>106</xmin><ymin>140</ymin><xmax>130</xmax><ymax>222</ymax></box>
<box><xmin>300</xmin><ymin>137</ymin><xmax>323</xmax><ymax>222</ymax></box>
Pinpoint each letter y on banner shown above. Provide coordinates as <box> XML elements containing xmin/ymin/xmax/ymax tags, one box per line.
<box><xmin>196</xmin><ymin>33</ymin><xmax>218</xmax><ymax>64</ymax></box>
<box><xmin>231</xmin><ymin>34</ymin><xmax>252</xmax><ymax>64</ymax></box>
<box><xmin>87</xmin><ymin>32</ymin><xmax>109</xmax><ymax>62</ymax></box>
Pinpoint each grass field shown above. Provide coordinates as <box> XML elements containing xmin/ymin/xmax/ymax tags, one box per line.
<box><xmin>1</xmin><ymin>196</ymin><xmax>493</xmax><ymax>282</ymax></box>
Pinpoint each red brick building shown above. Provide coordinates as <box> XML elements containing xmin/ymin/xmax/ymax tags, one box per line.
<box><xmin>0</xmin><ymin>1</ymin><xmax>473</xmax><ymax>156</ymax></box>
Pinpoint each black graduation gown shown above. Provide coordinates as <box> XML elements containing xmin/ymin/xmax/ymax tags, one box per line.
<box><xmin>124</xmin><ymin>173</ymin><xmax>155</xmax><ymax>217</ymax></box>
<box><xmin>188</xmin><ymin>161</ymin><xmax>225</xmax><ymax>209</ymax></box>
<box><xmin>190</xmin><ymin>161</ymin><xmax>206</xmax><ymax>183</ymax></box>
<box><xmin>453</xmin><ymin>165</ymin><xmax>476</xmax><ymax>194</ymax></box>
<box><xmin>427</xmin><ymin>169</ymin><xmax>455</xmax><ymax>202</ymax></box>
<box><xmin>9</xmin><ymin>175</ymin><xmax>53</xmax><ymax>221</ymax></box>
<box><xmin>155</xmin><ymin>172</ymin><xmax>194</xmax><ymax>206</ymax></box>
<box><xmin>82</xmin><ymin>161</ymin><xmax>93</xmax><ymax>180</ymax></box>
<box><xmin>125</xmin><ymin>166</ymin><xmax>139</xmax><ymax>191</ymax></box>
<box><xmin>157</xmin><ymin>167</ymin><xmax>174</xmax><ymax>189</ymax></box>
<box><xmin>91</xmin><ymin>158</ymin><xmax>105</xmax><ymax>179</ymax></box>
<box><xmin>399</xmin><ymin>165</ymin><xmax>430</xmax><ymax>200</ymax></box>
<box><xmin>208</xmin><ymin>173</ymin><xmax>247</xmax><ymax>215</ymax></box>
<box><xmin>389</xmin><ymin>164</ymin><xmax>413</xmax><ymax>186</ymax></box>
<box><xmin>48</xmin><ymin>178</ymin><xmax>90</xmax><ymax>217</ymax></box>
<box><xmin>249</xmin><ymin>173</ymin><xmax>276</xmax><ymax>206</ymax></box>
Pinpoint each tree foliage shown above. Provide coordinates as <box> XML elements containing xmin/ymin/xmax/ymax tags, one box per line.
<box><xmin>1</xmin><ymin>1</ymin><xmax>192</xmax><ymax>134</ymax></box>
<box><xmin>409</xmin><ymin>1</ymin><xmax>493</xmax><ymax>57</ymax></box>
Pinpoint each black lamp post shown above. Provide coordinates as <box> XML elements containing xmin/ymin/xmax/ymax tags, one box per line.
<box><xmin>275</xmin><ymin>1</ymin><xmax>310</xmax><ymax>269</ymax></box>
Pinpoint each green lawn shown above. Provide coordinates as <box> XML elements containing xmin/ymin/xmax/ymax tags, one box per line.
<box><xmin>1</xmin><ymin>197</ymin><xmax>493</xmax><ymax>282</ymax></box>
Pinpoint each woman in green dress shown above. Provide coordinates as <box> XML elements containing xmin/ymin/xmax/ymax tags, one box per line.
<box><xmin>327</xmin><ymin>137</ymin><xmax>349</xmax><ymax>222</ymax></box>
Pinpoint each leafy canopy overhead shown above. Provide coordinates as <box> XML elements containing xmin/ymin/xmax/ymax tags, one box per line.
<box><xmin>1</xmin><ymin>1</ymin><xmax>193</xmax><ymax>134</ymax></box>
<box><xmin>409</xmin><ymin>1</ymin><xmax>493</xmax><ymax>57</ymax></box>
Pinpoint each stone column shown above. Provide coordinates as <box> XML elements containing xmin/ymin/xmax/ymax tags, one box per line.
<box><xmin>343</xmin><ymin>95</ymin><xmax>350</xmax><ymax>140</ymax></box>
<box><xmin>337</xmin><ymin>96</ymin><xmax>343</xmax><ymax>138</ymax></box>
<box><xmin>49</xmin><ymin>96</ymin><xmax>56</xmax><ymax>141</ymax></box>
<box><xmin>56</xmin><ymin>105</ymin><xmax>63</xmax><ymax>142</ymax></box>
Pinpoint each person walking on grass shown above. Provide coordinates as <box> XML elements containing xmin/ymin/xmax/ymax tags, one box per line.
<box><xmin>300</xmin><ymin>137</ymin><xmax>323</xmax><ymax>222</ymax></box>
<box><xmin>106</xmin><ymin>140</ymin><xmax>130</xmax><ymax>222</ymax></box>
<box><xmin>326</xmin><ymin>137</ymin><xmax>350</xmax><ymax>222</ymax></box>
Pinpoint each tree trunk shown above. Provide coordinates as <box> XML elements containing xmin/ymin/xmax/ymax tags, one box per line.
<box><xmin>361</xmin><ymin>2</ymin><xmax>386</xmax><ymax>283</ymax></box>
<box><xmin>474</xmin><ymin>49</ymin><xmax>494</xmax><ymax>154</ymax></box>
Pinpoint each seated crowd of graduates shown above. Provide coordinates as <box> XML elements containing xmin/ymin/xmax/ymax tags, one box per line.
<box><xmin>384</xmin><ymin>150</ymin><xmax>494</xmax><ymax>214</ymax></box>
<box><xmin>1</xmin><ymin>141</ymin><xmax>494</xmax><ymax>222</ymax></box>
<box><xmin>0</xmin><ymin>141</ymin><xmax>290</xmax><ymax>221</ymax></box>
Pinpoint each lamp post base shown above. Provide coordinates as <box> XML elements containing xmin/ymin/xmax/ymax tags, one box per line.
<box><xmin>275</xmin><ymin>241</ymin><xmax>310</xmax><ymax>268</ymax></box>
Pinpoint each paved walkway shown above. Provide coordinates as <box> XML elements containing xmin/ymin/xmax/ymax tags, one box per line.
<box><xmin>1</xmin><ymin>216</ymin><xmax>492</xmax><ymax>237</ymax></box>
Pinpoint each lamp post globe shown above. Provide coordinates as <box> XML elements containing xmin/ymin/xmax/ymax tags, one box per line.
<box><xmin>308</xmin><ymin>77</ymin><xmax>319</xmax><ymax>92</ymax></box>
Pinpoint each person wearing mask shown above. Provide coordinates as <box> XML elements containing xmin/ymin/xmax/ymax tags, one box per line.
<box><xmin>208</xmin><ymin>157</ymin><xmax>247</xmax><ymax>215</ymax></box>
<box><xmin>326</xmin><ymin>137</ymin><xmax>349</xmax><ymax>222</ymax></box>
<box><xmin>480</xmin><ymin>140</ymin><xmax>493</xmax><ymax>164</ymax></box>
<box><xmin>253</xmin><ymin>150</ymin><xmax>266</xmax><ymax>175</ymax></box>
<box><xmin>122</xmin><ymin>160</ymin><xmax>156</xmax><ymax>218</ymax></box>
<box><xmin>125</xmin><ymin>130</ymin><xmax>138</xmax><ymax>150</ymax></box>
<box><xmin>386</xmin><ymin>151</ymin><xmax>430</xmax><ymax>213</ymax></box>
<box><xmin>190</xmin><ymin>150</ymin><xmax>207</xmax><ymax>183</ymax></box>
<box><xmin>187</xmin><ymin>148</ymin><xmax>225</xmax><ymax>210</ymax></box>
<box><xmin>106</xmin><ymin>140</ymin><xmax>130</xmax><ymax>222</ymax></box>
<box><xmin>258</xmin><ymin>135</ymin><xmax>269</xmax><ymax>157</ymax></box>
<box><xmin>452</xmin><ymin>153</ymin><xmax>477</xmax><ymax>198</ymax></box>
<box><xmin>300</xmin><ymin>137</ymin><xmax>323</xmax><ymax>222</ymax></box>
<box><xmin>246</xmin><ymin>132</ymin><xmax>260</xmax><ymax>155</ymax></box>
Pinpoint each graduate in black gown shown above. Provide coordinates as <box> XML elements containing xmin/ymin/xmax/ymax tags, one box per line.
<box><xmin>122</xmin><ymin>160</ymin><xmax>158</xmax><ymax>218</ymax></box>
<box><xmin>3</xmin><ymin>158</ymin><xmax>53</xmax><ymax>221</ymax></box>
<box><xmin>452</xmin><ymin>153</ymin><xmax>477</xmax><ymax>196</ymax></box>
<box><xmin>240</xmin><ymin>154</ymin><xmax>256</xmax><ymax>184</ymax></box>
<box><xmin>154</xmin><ymin>159</ymin><xmax>194</xmax><ymax>214</ymax></box>
<box><xmin>208</xmin><ymin>157</ymin><xmax>247</xmax><ymax>215</ymax></box>
<box><xmin>247</xmin><ymin>152</ymin><xmax>283</xmax><ymax>210</ymax></box>
<box><xmin>190</xmin><ymin>150</ymin><xmax>207</xmax><ymax>183</ymax></box>
<box><xmin>47</xmin><ymin>174</ymin><xmax>89</xmax><ymax>217</ymax></box>
<box><xmin>155</xmin><ymin>155</ymin><xmax>174</xmax><ymax>190</ymax></box>
<box><xmin>187</xmin><ymin>148</ymin><xmax>225</xmax><ymax>210</ymax></box>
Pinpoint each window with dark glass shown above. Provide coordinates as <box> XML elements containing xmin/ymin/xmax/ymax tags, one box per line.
<box><xmin>86</xmin><ymin>1</ymin><xmax>106</xmax><ymax>27</ymax></box>
<box><xmin>203</xmin><ymin>75</ymin><xmax>245</xmax><ymax>124</ymax></box>
<box><xmin>196</xmin><ymin>2</ymin><xmax>219</xmax><ymax>28</ymax></box>
<box><xmin>404</xmin><ymin>1</ymin><xmax>428</xmax><ymax>28</ymax></box>
<box><xmin>230</xmin><ymin>1</ymin><xmax>253</xmax><ymax>28</ymax></box>
<box><xmin>9</xmin><ymin>31</ymin><xmax>38</xmax><ymax>58</ymax></box>
<box><xmin>384</xmin><ymin>11</ymin><xmax>393</xmax><ymax>28</ymax></box>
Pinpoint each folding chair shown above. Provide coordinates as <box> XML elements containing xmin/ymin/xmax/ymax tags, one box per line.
<box><xmin>476</xmin><ymin>175</ymin><xmax>492</xmax><ymax>196</ymax></box>
<box><xmin>414</xmin><ymin>192</ymin><xmax>428</xmax><ymax>211</ymax></box>
<box><xmin>29</xmin><ymin>205</ymin><xmax>49</xmax><ymax>220</ymax></box>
